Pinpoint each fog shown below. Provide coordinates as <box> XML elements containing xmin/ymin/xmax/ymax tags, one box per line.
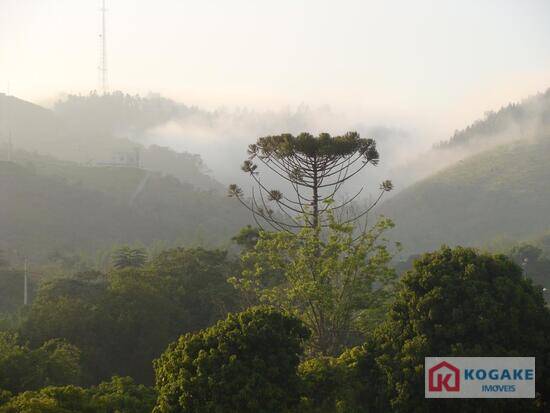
<box><xmin>133</xmin><ymin>104</ymin><xmax>427</xmax><ymax>193</ymax></box>
<box><xmin>1</xmin><ymin>1</ymin><xmax>550</xmax><ymax>202</ymax></box>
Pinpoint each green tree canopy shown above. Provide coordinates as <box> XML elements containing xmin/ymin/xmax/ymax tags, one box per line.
<box><xmin>153</xmin><ymin>307</ymin><xmax>310</xmax><ymax>413</ymax></box>
<box><xmin>20</xmin><ymin>247</ymin><xmax>239</xmax><ymax>385</ymax></box>
<box><xmin>230</xmin><ymin>213</ymin><xmax>396</xmax><ymax>356</ymax></box>
<box><xmin>373</xmin><ymin>246</ymin><xmax>550</xmax><ymax>412</ymax></box>
<box><xmin>0</xmin><ymin>333</ymin><xmax>81</xmax><ymax>394</ymax></box>
<box><xmin>0</xmin><ymin>376</ymin><xmax>155</xmax><ymax>413</ymax></box>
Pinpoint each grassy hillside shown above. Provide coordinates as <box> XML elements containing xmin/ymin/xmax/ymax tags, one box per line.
<box><xmin>0</xmin><ymin>160</ymin><xmax>250</xmax><ymax>262</ymax></box>
<box><xmin>378</xmin><ymin>137</ymin><xmax>550</xmax><ymax>255</ymax></box>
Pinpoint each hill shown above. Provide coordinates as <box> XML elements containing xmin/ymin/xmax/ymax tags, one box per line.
<box><xmin>386</xmin><ymin>88</ymin><xmax>550</xmax><ymax>191</ymax></box>
<box><xmin>0</xmin><ymin>160</ymin><xmax>250</xmax><ymax>263</ymax></box>
<box><xmin>378</xmin><ymin>136</ymin><xmax>550</xmax><ymax>255</ymax></box>
<box><xmin>0</xmin><ymin>92</ymin><xmax>223</xmax><ymax>191</ymax></box>
<box><xmin>439</xmin><ymin>89</ymin><xmax>550</xmax><ymax>149</ymax></box>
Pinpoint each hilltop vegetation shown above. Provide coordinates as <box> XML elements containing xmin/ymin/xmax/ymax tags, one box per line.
<box><xmin>0</xmin><ymin>159</ymin><xmax>249</xmax><ymax>262</ymax></box>
<box><xmin>377</xmin><ymin>88</ymin><xmax>550</xmax><ymax>256</ymax></box>
<box><xmin>0</xmin><ymin>92</ymin><xmax>222</xmax><ymax>191</ymax></box>
<box><xmin>440</xmin><ymin>89</ymin><xmax>550</xmax><ymax>149</ymax></box>
<box><xmin>379</xmin><ymin>136</ymin><xmax>550</xmax><ymax>255</ymax></box>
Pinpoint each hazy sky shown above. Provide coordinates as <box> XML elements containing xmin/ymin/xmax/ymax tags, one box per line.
<box><xmin>1</xmin><ymin>0</ymin><xmax>549</xmax><ymax>136</ymax></box>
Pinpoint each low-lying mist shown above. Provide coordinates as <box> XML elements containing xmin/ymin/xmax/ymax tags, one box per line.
<box><xmin>3</xmin><ymin>88</ymin><xmax>549</xmax><ymax>202</ymax></box>
<box><xmin>134</xmin><ymin>104</ymin><xmax>432</xmax><ymax>197</ymax></box>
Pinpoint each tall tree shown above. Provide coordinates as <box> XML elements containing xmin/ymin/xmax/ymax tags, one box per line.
<box><xmin>229</xmin><ymin>132</ymin><xmax>392</xmax><ymax>231</ymax></box>
<box><xmin>230</xmin><ymin>212</ymin><xmax>396</xmax><ymax>355</ymax></box>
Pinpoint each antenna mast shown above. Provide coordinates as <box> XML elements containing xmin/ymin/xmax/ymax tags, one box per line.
<box><xmin>99</xmin><ymin>0</ymin><xmax>108</xmax><ymax>94</ymax></box>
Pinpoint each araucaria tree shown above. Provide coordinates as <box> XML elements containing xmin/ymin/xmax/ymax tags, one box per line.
<box><xmin>228</xmin><ymin>132</ymin><xmax>393</xmax><ymax>231</ymax></box>
<box><xmin>229</xmin><ymin>132</ymin><xmax>397</xmax><ymax>356</ymax></box>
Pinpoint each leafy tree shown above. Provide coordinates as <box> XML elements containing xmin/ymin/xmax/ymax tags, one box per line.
<box><xmin>0</xmin><ymin>333</ymin><xmax>82</xmax><ymax>394</ymax></box>
<box><xmin>230</xmin><ymin>213</ymin><xmax>396</xmax><ymax>355</ymax></box>
<box><xmin>149</xmin><ymin>247</ymin><xmax>239</xmax><ymax>330</ymax></box>
<box><xmin>296</xmin><ymin>342</ymin><xmax>389</xmax><ymax>413</ymax></box>
<box><xmin>153</xmin><ymin>307</ymin><xmax>310</xmax><ymax>413</ymax></box>
<box><xmin>229</xmin><ymin>132</ymin><xmax>392</xmax><ymax>231</ymax></box>
<box><xmin>21</xmin><ymin>247</ymin><xmax>238</xmax><ymax>385</ymax></box>
<box><xmin>374</xmin><ymin>246</ymin><xmax>550</xmax><ymax>412</ymax></box>
<box><xmin>0</xmin><ymin>377</ymin><xmax>155</xmax><ymax>413</ymax></box>
<box><xmin>0</xmin><ymin>385</ymin><xmax>92</xmax><ymax>413</ymax></box>
<box><xmin>335</xmin><ymin>342</ymin><xmax>395</xmax><ymax>412</ymax></box>
<box><xmin>102</xmin><ymin>269</ymin><xmax>185</xmax><ymax>383</ymax></box>
<box><xmin>111</xmin><ymin>246</ymin><xmax>147</xmax><ymax>270</ymax></box>
<box><xmin>88</xmin><ymin>376</ymin><xmax>156</xmax><ymax>413</ymax></box>
<box><xmin>20</xmin><ymin>278</ymin><xmax>113</xmax><ymax>384</ymax></box>
<box><xmin>231</xmin><ymin>225</ymin><xmax>260</xmax><ymax>250</ymax></box>
<box><xmin>297</xmin><ymin>357</ymin><xmax>344</xmax><ymax>413</ymax></box>
<box><xmin>20</xmin><ymin>272</ymin><xmax>177</xmax><ymax>385</ymax></box>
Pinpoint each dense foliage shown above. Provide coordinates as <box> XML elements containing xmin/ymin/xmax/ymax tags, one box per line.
<box><xmin>0</xmin><ymin>333</ymin><xmax>81</xmax><ymax>394</ymax></box>
<box><xmin>153</xmin><ymin>307</ymin><xmax>309</xmax><ymax>413</ymax></box>
<box><xmin>0</xmin><ymin>376</ymin><xmax>155</xmax><ymax>413</ymax></box>
<box><xmin>19</xmin><ymin>247</ymin><xmax>238</xmax><ymax>385</ymax></box>
<box><xmin>231</xmin><ymin>214</ymin><xmax>396</xmax><ymax>355</ymax></box>
<box><xmin>1</xmin><ymin>244</ymin><xmax>549</xmax><ymax>412</ymax></box>
<box><xmin>374</xmin><ymin>246</ymin><xmax>550</xmax><ymax>412</ymax></box>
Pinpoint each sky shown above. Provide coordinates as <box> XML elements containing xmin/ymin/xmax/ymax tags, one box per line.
<box><xmin>1</xmin><ymin>0</ymin><xmax>550</xmax><ymax>138</ymax></box>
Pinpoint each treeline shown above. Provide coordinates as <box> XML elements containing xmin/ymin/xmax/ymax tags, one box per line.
<box><xmin>1</xmin><ymin>130</ymin><xmax>549</xmax><ymax>413</ymax></box>
<box><xmin>0</xmin><ymin>245</ymin><xmax>549</xmax><ymax>412</ymax></box>
<box><xmin>438</xmin><ymin>88</ymin><xmax>550</xmax><ymax>149</ymax></box>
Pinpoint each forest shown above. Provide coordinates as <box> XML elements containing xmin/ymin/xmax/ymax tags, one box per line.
<box><xmin>1</xmin><ymin>3</ymin><xmax>550</xmax><ymax>408</ymax></box>
<box><xmin>0</xmin><ymin>116</ymin><xmax>549</xmax><ymax>412</ymax></box>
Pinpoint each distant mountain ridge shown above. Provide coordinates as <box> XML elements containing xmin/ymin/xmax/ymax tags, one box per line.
<box><xmin>0</xmin><ymin>92</ymin><xmax>223</xmax><ymax>191</ymax></box>
<box><xmin>378</xmin><ymin>133</ymin><xmax>550</xmax><ymax>256</ymax></box>
<box><xmin>384</xmin><ymin>88</ymin><xmax>550</xmax><ymax>193</ymax></box>
<box><xmin>439</xmin><ymin>88</ymin><xmax>550</xmax><ymax>149</ymax></box>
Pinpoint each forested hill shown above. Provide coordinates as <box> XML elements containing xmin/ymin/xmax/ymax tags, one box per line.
<box><xmin>0</xmin><ymin>92</ymin><xmax>223</xmax><ymax>191</ymax></box>
<box><xmin>0</xmin><ymin>159</ymin><xmax>250</xmax><ymax>262</ymax></box>
<box><xmin>439</xmin><ymin>88</ymin><xmax>550</xmax><ymax>149</ymax></box>
<box><xmin>378</xmin><ymin>135</ymin><xmax>550</xmax><ymax>255</ymax></box>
